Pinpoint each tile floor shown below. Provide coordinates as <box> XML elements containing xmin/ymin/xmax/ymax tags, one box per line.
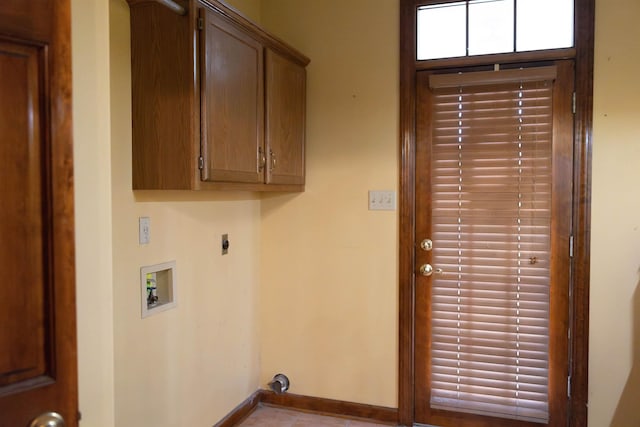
<box><xmin>237</xmin><ymin>405</ymin><xmax>395</xmax><ymax>427</ymax></box>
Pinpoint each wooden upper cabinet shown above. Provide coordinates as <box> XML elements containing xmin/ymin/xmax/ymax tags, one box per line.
<box><xmin>265</xmin><ymin>49</ymin><xmax>306</xmax><ymax>185</ymax></box>
<box><xmin>127</xmin><ymin>0</ymin><xmax>309</xmax><ymax>191</ymax></box>
<box><xmin>201</xmin><ymin>9</ymin><xmax>264</xmax><ymax>184</ymax></box>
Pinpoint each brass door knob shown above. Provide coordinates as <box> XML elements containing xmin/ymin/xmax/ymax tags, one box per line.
<box><xmin>29</xmin><ymin>412</ymin><xmax>65</xmax><ymax>427</ymax></box>
<box><xmin>420</xmin><ymin>264</ymin><xmax>433</xmax><ymax>276</ymax></box>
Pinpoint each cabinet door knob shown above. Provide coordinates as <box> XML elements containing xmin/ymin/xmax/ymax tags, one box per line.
<box><xmin>270</xmin><ymin>149</ymin><xmax>277</xmax><ymax>171</ymax></box>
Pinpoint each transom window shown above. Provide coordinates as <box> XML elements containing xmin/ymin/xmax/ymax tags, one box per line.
<box><xmin>417</xmin><ymin>0</ymin><xmax>574</xmax><ymax>60</ymax></box>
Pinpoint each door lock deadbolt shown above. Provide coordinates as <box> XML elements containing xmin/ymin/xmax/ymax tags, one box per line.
<box><xmin>420</xmin><ymin>239</ymin><xmax>433</xmax><ymax>251</ymax></box>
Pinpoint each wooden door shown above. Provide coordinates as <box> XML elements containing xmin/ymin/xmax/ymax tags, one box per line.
<box><xmin>265</xmin><ymin>49</ymin><xmax>306</xmax><ymax>185</ymax></box>
<box><xmin>414</xmin><ymin>62</ymin><xmax>574</xmax><ymax>427</ymax></box>
<box><xmin>0</xmin><ymin>1</ymin><xmax>77</xmax><ymax>426</ymax></box>
<box><xmin>200</xmin><ymin>8</ymin><xmax>264</xmax><ymax>184</ymax></box>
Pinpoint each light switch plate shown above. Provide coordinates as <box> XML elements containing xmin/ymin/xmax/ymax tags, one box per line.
<box><xmin>368</xmin><ymin>190</ymin><xmax>396</xmax><ymax>211</ymax></box>
<box><xmin>139</xmin><ymin>217</ymin><xmax>150</xmax><ymax>245</ymax></box>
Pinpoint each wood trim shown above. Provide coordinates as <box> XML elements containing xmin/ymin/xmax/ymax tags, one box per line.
<box><xmin>260</xmin><ymin>391</ymin><xmax>399</xmax><ymax>425</ymax></box>
<box><xmin>213</xmin><ymin>390</ymin><xmax>262</xmax><ymax>427</ymax></box>
<box><xmin>214</xmin><ymin>390</ymin><xmax>399</xmax><ymax>426</ymax></box>
<box><xmin>51</xmin><ymin>0</ymin><xmax>79</xmax><ymax>423</ymax></box>
<box><xmin>399</xmin><ymin>0</ymin><xmax>418</xmax><ymax>425</ymax></box>
<box><xmin>416</xmin><ymin>48</ymin><xmax>576</xmax><ymax>71</ymax></box>
<box><xmin>570</xmin><ymin>0</ymin><xmax>595</xmax><ymax>425</ymax></box>
<box><xmin>547</xmin><ymin>60</ymin><xmax>576</xmax><ymax>427</ymax></box>
<box><xmin>398</xmin><ymin>1</ymin><xmax>594</xmax><ymax>426</ymax></box>
<box><xmin>193</xmin><ymin>181</ymin><xmax>304</xmax><ymax>192</ymax></box>
<box><xmin>412</xmin><ymin>70</ymin><xmax>432</xmax><ymax>424</ymax></box>
<box><xmin>198</xmin><ymin>0</ymin><xmax>310</xmax><ymax>66</ymax></box>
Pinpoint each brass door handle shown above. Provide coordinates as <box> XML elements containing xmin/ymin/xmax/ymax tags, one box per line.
<box><xmin>419</xmin><ymin>264</ymin><xmax>443</xmax><ymax>277</ymax></box>
<box><xmin>420</xmin><ymin>264</ymin><xmax>433</xmax><ymax>276</ymax></box>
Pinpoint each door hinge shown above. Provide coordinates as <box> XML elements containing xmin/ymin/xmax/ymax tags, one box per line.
<box><xmin>572</xmin><ymin>92</ymin><xmax>576</xmax><ymax>114</ymax></box>
<box><xmin>197</xmin><ymin>17</ymin><xmax>204</xmax><ymax>30</ymax></box>
<box><xmin>567</xmin><ymin>375</ymin><xmax>572</xmax><ymax>398</ymax></box>
<box><xmin>198</xmin><ymin>156</ymin><xmax>204</xmax><ymax>170</ymax></box>
<box><xmin>78</xmin><ymin>411</ymin><xmax>82</xmax><ymax>421</ymax></box>
<box><xmin>569</xmin><ymin>234</ymin><xmax>574</xmax><ymax>258</ymax></box>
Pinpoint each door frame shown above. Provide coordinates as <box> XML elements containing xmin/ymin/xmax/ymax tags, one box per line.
<box><xmin>398</xmin><ymin>1</ymin><xmax>595</xmax><ymax>426</ymax></box>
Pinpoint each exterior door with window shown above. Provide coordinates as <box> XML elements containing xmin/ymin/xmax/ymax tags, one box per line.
<box><xmin>414</xmin><ymin>61</ymin><xmax>574</xmax><ymax>427</ymax></box>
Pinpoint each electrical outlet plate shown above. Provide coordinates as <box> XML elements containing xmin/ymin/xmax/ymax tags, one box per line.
<box><xmin>221</xmin><ymin>233</ymin><xmax>229</xmax><ymax>255</ymax></box>
<box><xmin>368</xmin><ymin>190</ymin><xmax>396</xmax><ymax>211</ymax></box>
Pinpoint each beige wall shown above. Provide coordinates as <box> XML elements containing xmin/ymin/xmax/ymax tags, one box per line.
<box><xmin>109</xmin><ymin>0</ymin><xmax>262</xmax><ymax>425</ymax></box>
<box><xmin>70</xmin><ymin>0</ymin><xmax>640</xmax><ymax>425</ymax></box>
<box><xmin>225</xmin><ymin>0</ymin><xmax>261</xmax><ymax>23</ymax></box>
<box><xmin>590</xmin><ymin>0</ymin><xmax>640</xmax><ymax>425</ymax></box>
<box><xmin>258</xmin><ymin>0</ymin><xmax>640</xmax><ymax>420</ymax></box>
<box><xmin>73</xmin><ymin>0</ymin><xmax>264</xmax><ymax>424</ymax></box>
<box><xmin>259</xmin><ymin>0</ymin><xmax>400</xmax><ymax>408</ymax></box>
<box><xmin>72</xmin><ymin>0</ymin><xmax>116</xmax><ymax>425</ymax></box>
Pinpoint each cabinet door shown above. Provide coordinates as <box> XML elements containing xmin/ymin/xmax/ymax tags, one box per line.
<box><xmin>200</xmin><ymin>8</ymin><xmax>264</xmax><ymax>183</ymax></box>
<box><xmin>265</xmin><ymin>49</ymin><xmax>306</xmax><ymax>185</ymax></box>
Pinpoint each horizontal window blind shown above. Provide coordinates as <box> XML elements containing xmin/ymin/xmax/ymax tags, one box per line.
<box><xmin>428</xmin><ymin>73</ymin><xmax>554</xmax><ymax>424</ymax></box>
